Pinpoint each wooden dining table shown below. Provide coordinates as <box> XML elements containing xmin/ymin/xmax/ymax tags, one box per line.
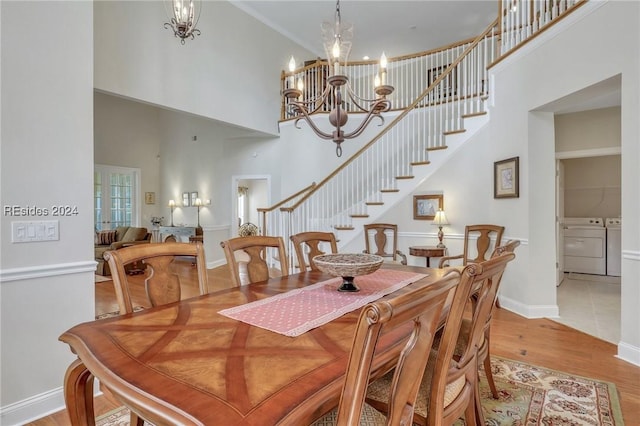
<box><xmin>60</xmin><ymin>264</ymin><xmax>445</xmax><ymax>425</ymax></box>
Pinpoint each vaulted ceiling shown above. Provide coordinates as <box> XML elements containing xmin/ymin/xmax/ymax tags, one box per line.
<box><xmin>231</xmin><ymin>1</ymin><xmax>497</xmax><ymax>60</ymax></box>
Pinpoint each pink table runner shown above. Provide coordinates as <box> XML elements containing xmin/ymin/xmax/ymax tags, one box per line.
<box><xmin>218</xmin><ymin>269</ymin><xmax>427</xmax><ymax>337</ymax></box>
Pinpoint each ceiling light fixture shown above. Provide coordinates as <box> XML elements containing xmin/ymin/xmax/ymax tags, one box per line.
<box><xmin>283</xmin><ymin>0</ymin><xmax>394</xmax><ymax>157</ymax></box>
<box><xmin>164</xmin><ymin>0</ymin><xmax>201</xmax><ymax>44</ymax></box>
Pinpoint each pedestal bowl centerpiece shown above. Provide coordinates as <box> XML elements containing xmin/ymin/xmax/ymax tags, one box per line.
<box><xmin>313</xmin><ymin>253</ymin><xmax>384</xmax><ymax>292</ymax></box>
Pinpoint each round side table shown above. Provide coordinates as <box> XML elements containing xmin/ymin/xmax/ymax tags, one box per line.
<box><xmin>409</xmin><ymin>246</ymin><xmax>447</xmax><ymax>267</ymax></box>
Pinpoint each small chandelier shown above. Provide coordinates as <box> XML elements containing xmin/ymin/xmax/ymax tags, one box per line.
<box><xmin>164</xmin><ymin>0</ymin><xmax>201</xmax><ymax>44</ymax></box>
<box><xmin>283</xmin><ymin>0</ymin><xmax>394</xmax><ymax>157</ymax></box>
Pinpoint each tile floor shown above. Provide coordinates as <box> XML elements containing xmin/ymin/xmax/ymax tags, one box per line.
<box><xmin>554</xmin><ymin>272</ymin><xmax>621</xmax><ymax>344</ymax></box>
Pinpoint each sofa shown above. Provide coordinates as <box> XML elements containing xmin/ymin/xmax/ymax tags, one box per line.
<box><xmin>95</xmin><ymin>226</ymin><xmax>151</xmax><ymax>276</ymax></box>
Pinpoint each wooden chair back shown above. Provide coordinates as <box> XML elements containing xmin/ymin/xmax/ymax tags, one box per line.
<box><xmin>425</xmin><ymin>252</ymin><xmax>515</xmax><ymax>425</ymax></box>
<box><xmin>438</xmin><ymin>224</ymin><xmax>504</xmax><ymax>268</ymax></box>
<box><xmin>334</xmin><ymin>269</ymin><xmax>461</xmax><ymax>425</ymax></box>
<box><xmin>104</xmin><ymin>242</ymin><xmax>209</xmax><ymax>315</ymax></box>
<box><xmin>220</xmin><ymin>235</ymin><xmax>289</xmax><ymax>287</ymax></box>
<box><xmin>492</xmin><ymin>239</ymin><xmax>521</xmax><ymax>257</ymax></box>
<box><xmin>290</xmin><ymin>231</ymin><xmax>338</xmax><ymax>272</ymax></box>
<box><xmin>363</xmin><ymin>223</ymin><xmax>407</xmax><ymax>265</ymax></box>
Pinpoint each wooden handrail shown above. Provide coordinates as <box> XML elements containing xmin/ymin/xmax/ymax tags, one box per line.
<box><xmin>490</xmin><ymin>0</ymin><xmax>587</xmax><ymax>69</ymax></box>
<box><xmin>287</xmin><ymin>18</ymin><xmax>500</xmax><ymax>211</ymax></box>
<box><xmin>258</xmin><ymin>182</ymin><xmax>316</xmax><ymax>235</ymax></box>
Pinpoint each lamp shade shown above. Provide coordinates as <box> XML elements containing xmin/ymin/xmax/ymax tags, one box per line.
<box><xmin>432</xmin><ymin>209</ymin><xmax>449</xmax><ymax>226</ymax></box>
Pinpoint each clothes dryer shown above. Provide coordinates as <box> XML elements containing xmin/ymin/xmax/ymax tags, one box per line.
<box><xmin>563</xmin><ymin>217</ymin><xmax>606</xmax><ymax>275</ymax></box>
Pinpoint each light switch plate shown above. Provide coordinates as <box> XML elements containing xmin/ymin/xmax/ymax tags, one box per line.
<box><xmin>11</xmin><ymin>220</ymin><xmax>59</xmax><ymax>243</ymax></box>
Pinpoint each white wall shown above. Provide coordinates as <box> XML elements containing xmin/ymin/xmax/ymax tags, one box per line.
<box><xmin>0</xmin><ymin>1</ymin><xmax>95</xmax><ymax>423</ymax></box>
<box><xmin>488</xmin><ymin>1</ymin><xmax>639</xmax><ymax>364</ymax></box>
<box><xmin>94</xmin><ymin>1</ymin><xmax>311</xmax><ymax>137</ymax></box>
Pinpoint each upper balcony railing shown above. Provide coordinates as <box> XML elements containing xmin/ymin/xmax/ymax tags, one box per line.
<box><xmin>280</xmin><ymin>0</ymin><xmax>586</xmax><ymax>120</ymax></box>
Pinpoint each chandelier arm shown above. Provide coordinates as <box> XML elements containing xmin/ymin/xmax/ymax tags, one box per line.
<box><xmin>289</xmin><ymin>83</ymin><xmax>334</xmax><ymax>115</ymax></box>
<box><xmin>342</xmin><ymin>84</ymin><xmax>391</xmax><ymax>113</ymax></box>
<box><xmin>342</xmin><ymin>113</ymin><xmax>385</xmax><ymax>140</ymax></box>
<box><xmin>291</xmin><ymin>110</ymin><xmax>334</xmax><ymax>141</ymax></box>
<box><xmin>344</xmin><ymin>83</ymin><xmax>386</xmax><ymax>105</ymax></box>
<box><xmin>341</xmin><ymin>99</ymin><xmax>391</xmax><ymax>139</ymax></box>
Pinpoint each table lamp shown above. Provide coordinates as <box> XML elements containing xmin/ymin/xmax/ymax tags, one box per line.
<box><xmin>432</xmin><ymin>209</ymin><xmax>449</xmax><ymax>248</ymax></box>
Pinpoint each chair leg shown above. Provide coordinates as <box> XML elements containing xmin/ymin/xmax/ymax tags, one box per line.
<box><xmin>130</xmin><ymin>412</ymin><xmax>145</xmax><ymax>426</ymax></box>
<box><xmin>465</xmin><ymin>397</ymin><xmax>478</xmax><ymax>426</ymax></box>
<box><xmin>483</xmin><ymin>329</ymin><xmax>499</xmax><ymax>399</ymax></box>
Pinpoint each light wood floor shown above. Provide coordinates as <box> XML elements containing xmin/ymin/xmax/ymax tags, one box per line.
<box><xmin>28</xmin><ymin>262</ymin><xmax>640</xmax><ymax>425</ymax></box>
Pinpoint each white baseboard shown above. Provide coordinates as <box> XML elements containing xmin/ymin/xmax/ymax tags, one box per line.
<box><xmin>497</xmin><ymin>295</ymin><xmax>559</xmax><ymax>318</ymax></box>
<box><xmin>1</xmin><ymin>381</ymin><xmax>104</xmax><ymax>426</ymax></box>
<box><xmin>0</xmin><ymin>387</ymin><xmax>65</xmax><ymax>426</ymax></box>
<box><xmin>616</xmin><ymin>341</ymin><xmax>640</xmax><ymax>367</ymax></box>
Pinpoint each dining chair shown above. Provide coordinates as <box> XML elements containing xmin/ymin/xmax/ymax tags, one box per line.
<box><xmin>220</xmin><ymin>235</ymin><xmax>289</xmax><ymax>287</ymax></box>
<box><xmin>472</xmin><ymin>239</ymin><xmax>520</xmax><ymax>399</ymax></box>
<box><xmin>291</xmin><ymin>231</ymin><xmax>339</xmax><ymax>272</ymax></box>
<box><xmin>438</xmin><ymin>224</ymin><xmax>504</xmax><ymax>268</ymax></box>
<box><xmin>104</xmin><ymin>241</ymin><xmax>209</xmax><ymax>426</ymax></box>
<box><xmin>366</xmin><ymin>252</ymin><xmax>516</xmax><ymax>425</ymax></box>
<box><xmin>363</xmin><ymin>223</ymin><xmax>407</xmax><ymax>265</ymax></box>
<box><xmin>104</xmin><ymin>242</ymin><xmax>209</xmax><ymax>315</ymax></box>
<box><xmin>310</xmin><ymin>268</ymin><xmax>462</xmax><ymax>425</ymax></box>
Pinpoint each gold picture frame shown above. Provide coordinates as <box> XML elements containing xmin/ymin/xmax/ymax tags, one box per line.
<box><xmin>144</xmin><ymin>192</ymin><xmax>155</xmax><ymax>205</ymax></box>
<box><xmin>413</xmin><ymin>194</ymin><xmax>443</xmax><ymax>220</ymax></box>
<box><xmin>494</xmin><ymin>157</ymin><xmax>519</xmax><ymax>199</ymax></box>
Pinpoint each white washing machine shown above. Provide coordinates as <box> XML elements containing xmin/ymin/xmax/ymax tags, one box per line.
<box><xmin>606</xmin><ymin>218</ymin><xmax>621</xmax><ymax>276</ymax></box>
<box><xmin>563</xmin><ymin>217</ymin><xmax>606</xmax><ymax>275</ymax></box>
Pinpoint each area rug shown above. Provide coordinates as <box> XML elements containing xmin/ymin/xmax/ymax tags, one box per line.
<box><xmin>95</xmin><ymin>306</ymin><xmax>144</xmax><ymax>320</ymax></box>
<box><xmin>94</xmin><ymin>356</ymin><xmax>624</xmax><ymax>425</ymax></box>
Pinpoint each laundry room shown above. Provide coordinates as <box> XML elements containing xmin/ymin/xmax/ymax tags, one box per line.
<box><xmin>555</xmin><ymin>106</ymin><xmax>621</xmax><ymax>343</ymax></box>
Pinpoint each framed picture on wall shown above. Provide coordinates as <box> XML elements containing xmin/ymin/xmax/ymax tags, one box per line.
<box><xmin>413</xmin><ymin>194</ymin><xmax>443</xmax><ymax>220</ymax></box>
<box><xmin>144</xmin><ymin>192</ymin><xmax>155</xmax><ymax>205</ymax></box>
<box><xmin>494</xmin><ymin>157</ymin><xmax>519</xmax><ymax>198</ymax></box>
<box><xmin>190</xmin><ymin>191</ymin><xmax>198</xmax><ymax>206</ymax></box>
<box><xmin>182</xmin><ymin>192</ymin><xmax>190</xmax><ymax>207</ymax></box>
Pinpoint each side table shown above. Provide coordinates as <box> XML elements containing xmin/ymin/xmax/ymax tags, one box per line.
<box><xmin>409</xmin><ymin>246</ymin><xmax>447</xmax><ymax>267</ymax></box>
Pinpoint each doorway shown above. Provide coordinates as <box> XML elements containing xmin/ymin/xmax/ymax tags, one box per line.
<box><xmin>94</xmin><ymin>164</ymin><xmax>141</xmax><ymax>230</ymax></box>
<box><xmin>231</xmin><ymin>175</ymin><xmax>270</xmax><ymax>236</ymax></box>
<box><xmin>554</xmin><ymin>110</ymin><xmax>621</xmax><ymax>344</ymax></box>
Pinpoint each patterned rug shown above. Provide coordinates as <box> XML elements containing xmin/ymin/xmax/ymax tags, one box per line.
<box><xmin>94</xmin><ymin>356</ymin><xmax>624</xmax><ymax>425</ymax></box>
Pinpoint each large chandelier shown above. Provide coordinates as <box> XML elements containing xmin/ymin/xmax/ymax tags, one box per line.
<box><xmin>164</xmin><ymin>0</ymin><xmax>201</xmax><ymax>44</ymax></box>
<box><xmin>283</xmin><ymin>0</ymin><xmax>394</xmax><ymax>157</ymax></box>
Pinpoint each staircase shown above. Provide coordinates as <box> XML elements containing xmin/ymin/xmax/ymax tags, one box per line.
<box><xmin>263</xmin><ymin>0</ymin><xmax>587</xmax><ymax>271</ymax></box>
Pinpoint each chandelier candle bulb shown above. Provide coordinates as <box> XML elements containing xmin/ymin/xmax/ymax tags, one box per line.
<box><xmin>332</xmin><ymin>41</ymin><xmax>341</xmax><ymax>75</ymax></box>
<box><xmin>380</xmin><ymin>52</ymin><xmax>388</xmax><ymax>85</ymax></box>
<box><xmin>288</xmin><ymin>56</ymin><xmax>296</xmax><ymax>88</ymax></box>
